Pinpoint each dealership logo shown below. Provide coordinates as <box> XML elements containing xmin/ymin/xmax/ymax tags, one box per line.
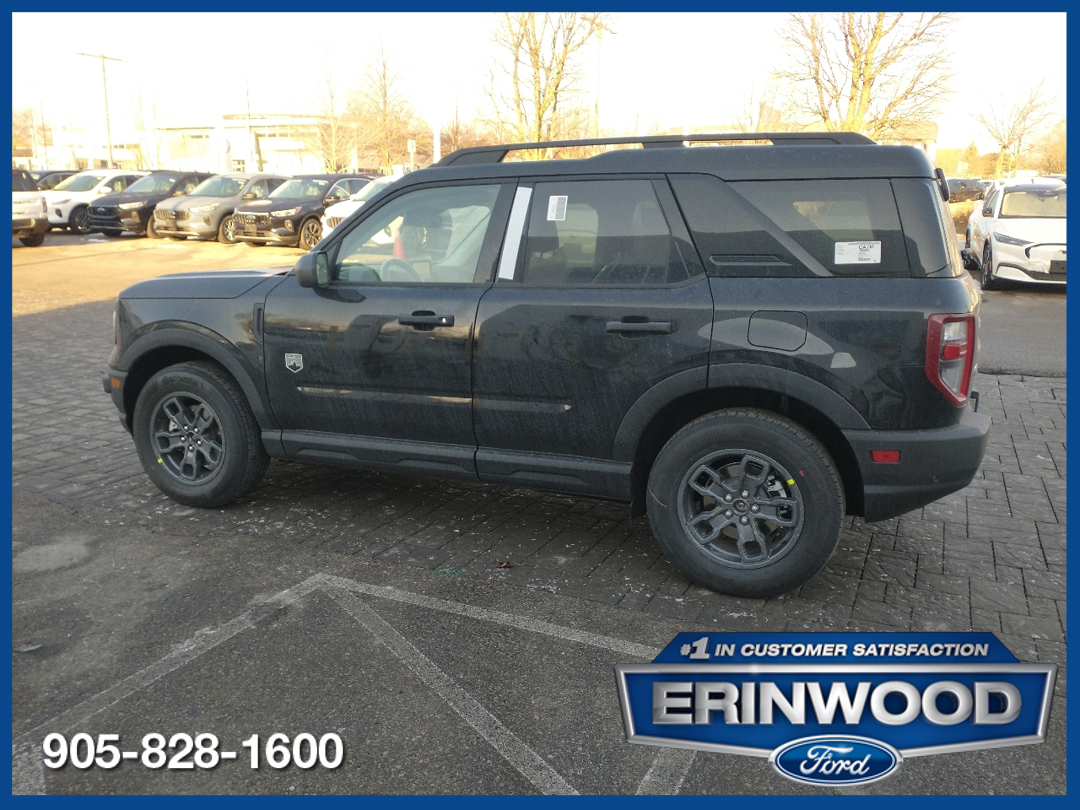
<box><xmin>615</xmin><ymin>633</ymin><xmax>1056</xmax><ymax>785</ymax></box>
<box><xmin>770</xmin><ymin>735</ymin><xmax>901</xmax><ymax>786</ymax></box>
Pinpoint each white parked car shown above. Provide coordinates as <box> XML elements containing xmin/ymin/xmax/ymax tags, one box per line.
<box><xmin>12</xmin><ymin>168</ymin><xmax>48</xmax><ymax>247</ymax></box>
<box><xmin>320</xmin><ymin>175</ymin><xmax>398</xmax><ymax>238</ymax></box>
<box><xmin>964</xmin><ymin>178</ymin><xmax>1066</xmax><ymax>289</ymax></box>
<box><xmin>44</xmin><ymin>169</ymin><xmax>147</xmax><ymax>234</ymax></box>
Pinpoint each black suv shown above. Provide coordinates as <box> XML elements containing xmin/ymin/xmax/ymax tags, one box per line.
<box><xmin>89</xmin><ymin>171</ymin><xmax>212</xmax><ymax>238</ymax></box>
<box><xmin>103</xmin><ymin>133</ymin><xmax>990</xmax><ymax>597</ymax></box>
<box><xmin>233</xmin><ymin>174</ymin><xmax>376</xmax><ymax>250</ymax></box>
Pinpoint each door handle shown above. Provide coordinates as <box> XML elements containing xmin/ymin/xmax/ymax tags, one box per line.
<box><xmin>399</xmin><ymin>313</ymin><xmax>455</xmax><ymax>328</ymax></box>
<box><xmin>605</xmin><ymin>319</ymin><xmax>672</xmax><ymax>335</ymax></box>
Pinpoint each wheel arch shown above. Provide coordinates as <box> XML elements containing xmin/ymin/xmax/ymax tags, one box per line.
<box><xmin>616</xmin><ymin>365</ymin><xmax>868</xmax><ymax>518</ymax></box>
<box><xmin>119</xmin><ymin>328</ymin><xmax>275</xmax><ymax>434</ymax></box>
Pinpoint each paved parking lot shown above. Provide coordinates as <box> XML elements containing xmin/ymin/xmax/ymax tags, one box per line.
<box><xmin>11</xmin><ymin>238</ymin><xmax>1067</xmax><ymax>794</ymax></box>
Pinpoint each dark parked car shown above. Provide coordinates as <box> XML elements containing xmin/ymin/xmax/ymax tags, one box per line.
<box><xmin>104</xmin><ymin>132</ymin><xmax>989</xmax><ymax>598</ymax></box>
<box><xmin>233</xmin><ymin>174</ymin><xmax>376</xmax><ymax>250</ymax></box>
<box><xmin>946</xmin><ymin>177</ymin><xmax>985</xmax><ymax>202</ymax></box>
<box><xmin>29</xmin><ymin>169</ymin><xmax>77</xmax><ymax>191</ymax></box>
<box><xmin>89</xmin><ymin>171</ymin><xmax>213</xmax><ymax>237</ymax></box>
<box><xmin>151</xmin><ymin>173</ymin><xmax>289</xmax><ymax>243</ymax></box>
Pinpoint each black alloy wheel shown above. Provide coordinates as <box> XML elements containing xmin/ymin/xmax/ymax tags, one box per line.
<box><xmin>646</xmin><ymin>409</ymin><xmax>844</xmax><ymax>597</ymax></box>
<box><xmin>133</xmin><ymin>362</ymin><xmax>269</xmax><ymax>507</ymax></box>
<box><xmin>69</xmin><ymin>206</ymin><xmax>92</xmax><ymax>235</ymax></box>
<box><xmin>298</xmin><ymin>218</ymin><xmax>322</xmax><ymax>251</ymax></box>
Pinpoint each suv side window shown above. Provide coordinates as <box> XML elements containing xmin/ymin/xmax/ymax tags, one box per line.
<box><xmin>333</xmin><ymin>183</ymin><xmax>501</xmax><ymax>284</ymax></box>
<box><xmin>267</xmin><ymin>178</ymin><xmax>286</xmax><ymax>193</ymax></box>
<box><xmin>325</xmin><ymin>180</ymin><xmax>351</xmax><ymax>203</ymax></box>
<box><xmin>731</xmin><ymin>179</ymin><xmax>908</xmax><ymax>277</ymax></box>
<box><xmin>521</xmin><ymin>179</ymin><xmax>689</xmax><ymax>286</ymax></box>
<box><xmin>247</xmin><ymin>179</ymin><xmax>270</xmax><ymax>199</ymax></box>
<box><xmin>178</xmin><ymin>175</ymin><xmax>201</xmax><ymax>194</ymax></box>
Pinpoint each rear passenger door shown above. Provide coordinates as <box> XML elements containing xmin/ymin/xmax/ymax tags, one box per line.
<box><xmin>471</xmin><ymin>177</ymin><xmax>713</xmax><ymax>499</ymax></box>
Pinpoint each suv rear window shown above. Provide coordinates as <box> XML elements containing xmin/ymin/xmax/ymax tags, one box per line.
<box><xmin>731</xmin><ymin>180</ymin><xmax>908</xmax><ymax>277</ymax></box>
<box><xmin>12</xmin><ymin>170</ymin><xmax>37</xmax><ymax>192</ymax></box>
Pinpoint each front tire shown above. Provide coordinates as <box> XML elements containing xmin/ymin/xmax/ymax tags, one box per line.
<box><xmin>646</xmin><ymin>409</ymin><xmax>844</xmax><ymax>598</ymax></box>
<box><xmin>217</xmin><ymin>214</ymin><xmax>238</xmax><ymax>244</ymax></box>
<box><xmin>133</xmin><ymin>361</ymin><xmax>269</xmax><ymax>508</ymax></box>
<box><xmin>981</xmin><ymin>243</ymin><xmax>999</xmax><ymax>290</ymax></box>
<box><xmin>146</xmin><ymin>216</ymin><xmax>161</xmax><ymax>239</ymax></box>
<box><xmin>101</xmin><ymin>228</ymin><xmax>123</xmax><ymax>238</ymax></box>
<box><xmin>297</xmin><ymin>217</ymin><xmax>322</xmax><ymax>251</ymax></box>
<box><xmin>69</xmin><ymin>206</ymin><xmax>92</xmax><ymax>235</ymax></box>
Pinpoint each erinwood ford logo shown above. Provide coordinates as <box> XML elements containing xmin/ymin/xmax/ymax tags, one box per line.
<box><xmin>614</xmin><ymin>633</ymin><xmax>1056</xmax><ymax>786</ymax></box>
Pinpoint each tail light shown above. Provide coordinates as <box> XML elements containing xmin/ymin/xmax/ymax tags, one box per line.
<box><xmin>925</xmin><ymin>313</ymin><xmax>976</xmax><ymax>406</ymax></box>
<box><xmin>41</xmin><ymin>197</ymin><xmax>47</xmax><ymax>215</ymax></box>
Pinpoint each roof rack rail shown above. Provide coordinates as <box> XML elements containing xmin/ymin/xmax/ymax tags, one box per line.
<box><xmin>434</xmin><ymin>131</ymin><xmax>874</xmax><ymax>167</ymax></box>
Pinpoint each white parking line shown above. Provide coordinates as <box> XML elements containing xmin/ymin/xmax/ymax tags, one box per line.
<box><xmin>11</xmin><ymin>572</ymin><xmax>666</xmax><ymax>795</ymax></box>
<box><xmin>328</xmin><ymin>586</ymin><xmax>577</xmax><ymax>795</ymax></box>
<box><xmin>635</xmin><ymin>747</ymin><xmax>698</xmax><ymax>795</ymax></box>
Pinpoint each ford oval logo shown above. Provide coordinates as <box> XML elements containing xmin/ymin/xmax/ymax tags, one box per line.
<box><xmin>770</xmin><ymin>735</ymin><xmax>902</xmax><ymax>786</ymax></box>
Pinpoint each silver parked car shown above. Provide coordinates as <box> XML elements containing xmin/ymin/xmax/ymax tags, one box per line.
<box><xmin>151</xmin><ymin>173</ymin><xmax>290</xmax><ymax>243</ymax></box>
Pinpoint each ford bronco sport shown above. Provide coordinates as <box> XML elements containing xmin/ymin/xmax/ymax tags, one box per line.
<box><xmin>104</xmin><ymin>133</ymin><xmax>990</xmax><ymax>597</ymax></box>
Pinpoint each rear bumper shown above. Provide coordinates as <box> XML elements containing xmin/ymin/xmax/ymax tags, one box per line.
<box><xmin>844</xmin><ymin>406</ymin><xmax>991</xmax><ymax>522</ymax></box>
<box><xmin>12</xmin><ymin>218</ymin><xmax>48</xmax><ymax>238</ymax></box>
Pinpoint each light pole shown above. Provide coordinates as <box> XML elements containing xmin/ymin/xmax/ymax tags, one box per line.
<box><xmin>76</xmin><ymin>52</ymin><xmax>123</xmax><ymax>168</ymax></box>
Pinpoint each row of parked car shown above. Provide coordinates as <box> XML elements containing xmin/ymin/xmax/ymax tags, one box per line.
<box><xmin>13</xmin><ymin>167</ymin><xmax>399</xmax><ymax>250</ymax></box>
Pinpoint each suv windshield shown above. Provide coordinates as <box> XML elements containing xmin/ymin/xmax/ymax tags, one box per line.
<box><xmin>999</xmin><ymin>188</ymin><xmax>1067</xmax><ymax>219</ymax></box>
<box><xmin>270</xmin><ymin>178</ymin><xmax>330</xmax><ymax>200</ymax></box>
<box><xmin>126</xmin><ymin>175</ymin><xmax>179</xmax><ymax>195</ymax></box>
<box><xmin>53</xmin><ymin>173</ymin><xmax>107</xmax><ymax>192</ymax></box>
<box><xmin>349</xmin><ymin>176</ymin><xmax>396</xmax><ymax>202</ymax></box>
<box><xmin>190</xmin><ymin>176</ymin><xmax>245</xmax><ymax>197</ymax></box>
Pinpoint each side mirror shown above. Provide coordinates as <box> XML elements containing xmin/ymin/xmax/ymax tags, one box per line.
<box><xmin>294</xmin><ymin>251</ymin><xmax>330</xmax><ymax>288</ymax></box>
<box><xmin>242</xmin><ymin>192</ymin><xmax>258</xmax><ymax>200</ymax></box>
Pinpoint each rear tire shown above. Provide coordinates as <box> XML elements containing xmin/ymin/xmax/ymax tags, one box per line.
<box><xmin>18</xmin><ymin>232</ymin><xmax>45</xmax><ymax>247</ymax></box>
<box><xmin>132</xmin><ymin>361</ymin><xmax>269</xmax><ymax>508</ymax></box>
<box><xmin>646</xmin><ymin>409</ymin><xmax>844</xmax><ymax>598</ymax></box>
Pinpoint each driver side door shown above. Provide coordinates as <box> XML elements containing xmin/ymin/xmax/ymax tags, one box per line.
<box><xmin>262</xmin><ymin>180</ymin><xmax>514</xmax><ymax>479</ymax></box>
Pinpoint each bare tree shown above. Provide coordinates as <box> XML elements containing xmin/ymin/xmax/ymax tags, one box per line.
<box><xmin>1034</xmin><ymin>117</ymin><xmax>1066</xmax><ymax>175</ymax></box>
<box><xmin>735</xmin><ymin>83</ymin><xmax>791</xmax><ymax>133</ymax></box>
<box><xmin>356</xmin><ymin>46</ymin><xmax>417</xmax><ymax>172</ymax></box>
<box><xmin>296</xmin><ymin>74</ymin><xmax>366</xmax><ymax>172</ymax></box>
<box><xmin>776</xmin><ymin>12</ymin><xmax>954</xmax><ymax>140</ymax></box>
<box><xmin>486</xmin><ymin>12</ymin><xmax>612</xmax><ymax>157</ymax></box>
<box><xmin>12</xmin><ymin>107</ymin><xmax>34</xmax><ymax>157</ymax></box>
<box><xmin>974</xmin><ymin>81</ymin><xmax>1056</xmax><ymax>177</ymax></box>
<box><xmin>441</xmin><ymin>105</ymin><xmax>498</xmax><ymax>155</ymax></box>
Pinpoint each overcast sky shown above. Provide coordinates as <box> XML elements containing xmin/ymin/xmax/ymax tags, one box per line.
<box><xmin>11</xmin><ymin>12</ymin><xmax>1068</xmax><ymax>154</ymax></box>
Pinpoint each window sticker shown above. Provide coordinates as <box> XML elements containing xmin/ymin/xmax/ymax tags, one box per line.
<box><xmin>834</xmin><ymin>241</ymin><xmax>881</xmax><ymax>264</ymax></box>
<box><xmin>547</xmin><ymin>195</ymin><xmax>568</xmax><ymax>221</ymax></box>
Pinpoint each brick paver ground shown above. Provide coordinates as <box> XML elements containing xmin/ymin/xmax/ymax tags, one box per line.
<box><xmin>12</xmin><ymin>300</ymin><xmax>1066</xmax><ymax>683</ymax></box>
